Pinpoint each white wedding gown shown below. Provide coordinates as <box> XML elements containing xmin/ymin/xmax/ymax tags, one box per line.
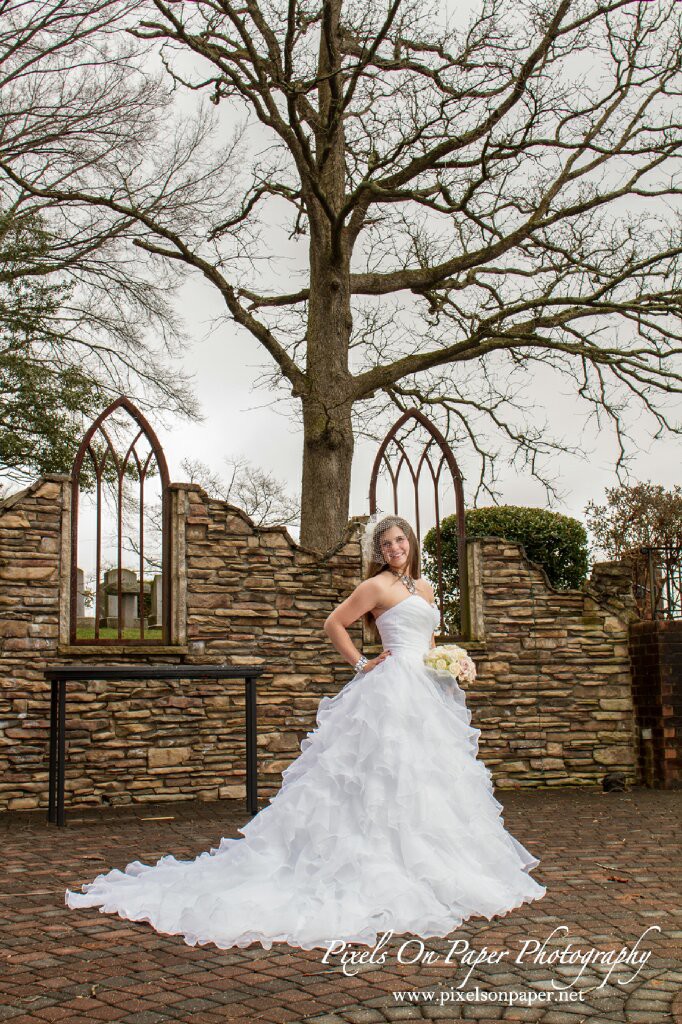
<box><xmin>66</xmin><ymin>595</ymin><xmax>546</xmax><ymax>951</ymax></box>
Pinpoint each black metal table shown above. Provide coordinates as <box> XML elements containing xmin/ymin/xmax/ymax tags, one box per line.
<box><xmin>44</xmin><ymin>665</ymin><xmax>263</xmax><ymax>827</ymax></box>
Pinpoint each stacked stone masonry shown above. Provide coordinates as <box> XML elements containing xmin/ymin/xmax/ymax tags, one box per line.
<box><xmin>466</xmin><ymin>539</ymin><xmax>637</xmax><ymax>788</ymax></box>
<box><xmin>0</xmin><ymin>477</ymin><xmax>639</xmax><ymax>811</ymax></box>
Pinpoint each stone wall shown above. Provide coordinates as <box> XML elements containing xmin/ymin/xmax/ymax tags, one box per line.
<box><xmin>0</xmin><ymin>477</ymin><xmax>65</xmax><ymax>810</ymax></box>
<box><xmin>0</xmin><ymin>478</ymin><xmax>364</xmax><ymax>810</ymax></box>
<box><xmin>176</xmin><ymin>484</ymin><xmax>364</xmax><ymax>801</ymax></box>
<box><xmin>463</xmin><ymin>538</ymin><xmax>638</xmax><ymax>787</ymax></box>
<box><xmin>0</xmin><ymin>476</ymin><xmax>640</xmax><ymax>812</ymax></box>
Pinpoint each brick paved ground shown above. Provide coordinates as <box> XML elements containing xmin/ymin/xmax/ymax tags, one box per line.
<box><xmin>1</xmin><ymin>788</ymin><xmax>680</xmax><ymax>1024</ymax></box>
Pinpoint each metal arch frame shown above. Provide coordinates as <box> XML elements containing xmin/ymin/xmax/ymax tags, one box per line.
<box><xmin>640</xmin><ymin>545</ymin><xmax>682</xmax><ymax>621</ymax></box>
<box><xmin>368</xmin><ymin>408</ymin><xmax>470</xmax><ymax>639</ymax></box>
<box><xmin>69</xmin><ymin>397</ymin><xmax>172</xmax><ymax>646</ymax></box>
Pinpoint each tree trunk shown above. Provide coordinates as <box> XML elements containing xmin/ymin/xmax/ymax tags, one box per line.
<box><xmin>298</xmin><ymin>0</ymin><xmax>355</xmax><ymax>554</ymax></box>
<box><xmin>299</xmin><ymin>390</ymin><xmax>354</xmax><ymax>553</ymax></box>
<box><xmin>298</xmin><ymin>223</ymin><xmax>356</xmax><ymax>550</ymax></box>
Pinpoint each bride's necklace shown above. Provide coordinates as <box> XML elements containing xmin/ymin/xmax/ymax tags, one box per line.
<box><xmin>389</xmin><ymin>566</ymin><xmax>416</xmax><ymax>594</ymax></box>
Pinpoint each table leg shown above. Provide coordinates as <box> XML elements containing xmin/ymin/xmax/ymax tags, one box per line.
<box><xmin>245</xmin><ymin>676</ymin><xmax>258</xmax><ymax>815</ymax></box>
<box><xmin>48</xmin><ymin>680</ymin><xmax>58</xmax><ymax>824</ymax></box>
<box><xmin>57</xmin><ymin>678</ymin><xmax>66</xmax><ymax>827</ymax></box>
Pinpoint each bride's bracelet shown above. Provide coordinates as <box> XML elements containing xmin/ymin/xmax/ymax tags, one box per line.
<box><xmin>353</xmin><ymin>654</ymin><xmax>368</xmax><ymax>673</ymax></box>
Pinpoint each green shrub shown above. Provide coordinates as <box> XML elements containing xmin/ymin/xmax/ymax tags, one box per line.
<box><xmin>423</xmin><ymin>506</ymin><xmax>589</xmax><ymax>633</ymax></box>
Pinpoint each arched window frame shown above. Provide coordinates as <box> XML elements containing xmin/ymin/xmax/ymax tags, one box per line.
<box><xmin>369</xmin><ymin>408</ymin><xmax>470</xmax><ymax>640</ymax></box>
<box><xmin>69</xmin><ymin>398</ymin><xmax>172</xmax><ymax>646</ymax></box>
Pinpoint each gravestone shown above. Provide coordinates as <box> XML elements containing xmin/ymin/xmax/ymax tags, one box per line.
<box><xmin>148</xmin><ymin>574</ymin><xmax>163</xmax><ymax>630</ymax></box>
<box><xmin>100</xmin><ymin>567</ymin><xmax>141</xmax><ymax>628</ymax></box>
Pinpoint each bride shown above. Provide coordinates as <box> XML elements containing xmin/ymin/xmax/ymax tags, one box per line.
<box><xmin>65</xmin><ymin>514</ymin><xmax>546</xmax><ymax>951</ymax></box>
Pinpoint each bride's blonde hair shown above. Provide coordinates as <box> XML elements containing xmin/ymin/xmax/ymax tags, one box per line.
<box><xmin>361</xmin><ymin>515</ymin><xmax>421</xmax><ymax>643</ymax></box>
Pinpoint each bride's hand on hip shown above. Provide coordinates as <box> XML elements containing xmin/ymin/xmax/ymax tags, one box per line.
<box><xmin>363</xmin><ymin>650</ymin><xmax>391</xmax><ymax>672</ymax></box>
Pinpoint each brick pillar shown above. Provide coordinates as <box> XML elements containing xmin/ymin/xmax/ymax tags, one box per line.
<box><xmin>629</xmin><ymin>620</ymin><xmax>682</xmax><ymax>788</ymax></box>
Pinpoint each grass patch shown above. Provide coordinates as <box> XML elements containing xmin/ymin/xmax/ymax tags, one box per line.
<box><xmin>76</xmin><ymin>626</ymin><xmax>162</xmax><ymax>640</ymax></box>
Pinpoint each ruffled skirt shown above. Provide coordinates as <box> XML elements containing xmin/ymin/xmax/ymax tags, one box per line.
<box><xmin>65</xmin><ymin>651</ymin><xmax>546</xmax><ymax>951</ymax></box>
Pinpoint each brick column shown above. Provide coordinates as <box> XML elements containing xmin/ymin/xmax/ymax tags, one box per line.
<box><xmin>629</xmin><ymin>619</ymin><xmax>682</xmax><ymax>788</ymax></box>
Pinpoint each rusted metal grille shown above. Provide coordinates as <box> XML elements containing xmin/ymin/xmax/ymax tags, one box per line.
<box><xmin>636</xmin><ymin>545</ymin><xmax>682</xmax><ymax>620</ymax></box>
<box><xmin>69</xmin><ymin>398</ymin><xmax>171</xmax><ymax>645</ymax></box>
<box><xmin>368</xmin><ymin>408</ymin><xmax>470</xmax><ymax>639</ymax></box>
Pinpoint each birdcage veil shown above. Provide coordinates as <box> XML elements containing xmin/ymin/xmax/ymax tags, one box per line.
<box><xmin>361</xmin><ymin>512</ymin><xmax>416</xmax><ymax>567</ymax></box>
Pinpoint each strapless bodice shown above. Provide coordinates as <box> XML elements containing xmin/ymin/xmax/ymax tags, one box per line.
<box><xmin>375</xmin><ymin>594</ymin><xmax>440</xmax><ymax>658</ymax></box>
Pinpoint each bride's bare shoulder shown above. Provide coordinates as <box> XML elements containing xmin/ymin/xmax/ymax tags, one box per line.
<box><xmin>351</xmin><ymin>574</ymin><xmax>391</xmax><ymax>605</ymax></box>
<box><xmin>350</xmin><ymin>573</ymin><xmax>395</xmax><ymax>614</ymax></box>
<box><xmin>361</xmin><ymin>571</ymin><xmax>397</xmax><ymax>598</ymax></box>
<box><xmin>357</xmin><ymin>573</ymin><xmax>395</xmax><ymax>619</ymax></box>
<box><xmin>325</xmin><ymin>575</ymin><xmax>389</xmax><ymax>627</ymax></box>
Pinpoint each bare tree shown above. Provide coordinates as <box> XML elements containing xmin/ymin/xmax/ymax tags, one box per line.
<box><xmin>181</xmin><ymin>455</ymin><xmax>300</xmax><ymax>528</ymax></box>
<box><xmin>3</xmin><ymin>0</ymin><xmax>682</xmax><ymax>550</ymax></box>
<box><xmin>0</xmin><ymin>0</ymin><xmax>201</xmax><ymax>477</ymax></box>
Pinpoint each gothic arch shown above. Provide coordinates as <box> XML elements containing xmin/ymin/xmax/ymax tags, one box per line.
<box><xmin>69</xmin><ymin>398</ymin><xmax>171</xmax><ymax>645</ymax></box>
<box><xmin>369</xmin><ymin>408</ymin><xmax>470</xmax><ymax>638</ymax></box>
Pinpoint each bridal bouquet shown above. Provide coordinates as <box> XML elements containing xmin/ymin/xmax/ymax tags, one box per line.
<box><xmin>424</xmin><ymin>644</ymin><xmax>477</xmax><ymax>684</ymax></box>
